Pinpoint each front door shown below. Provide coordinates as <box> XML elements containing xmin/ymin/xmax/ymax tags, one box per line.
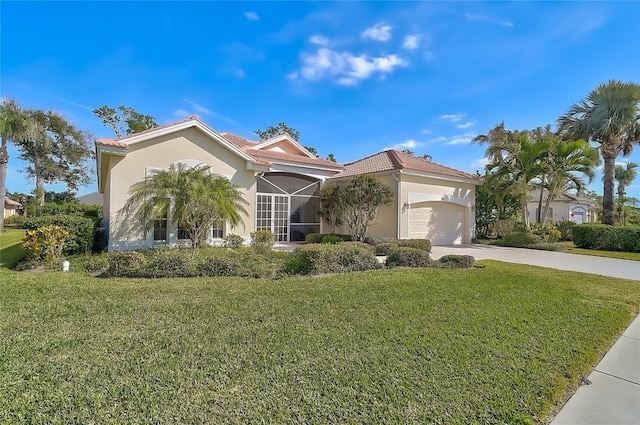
<box><xmin>256</xmin><ymin>194</ymin><xmax>289</xmax><ymax>242</ymax></box>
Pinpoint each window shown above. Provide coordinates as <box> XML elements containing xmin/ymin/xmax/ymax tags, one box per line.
<box><xmin>153</xmin><ymin>217</ymin><xmax>168</xmax><ymax>242</ymax></box>
<box><xmin>212</xmin><ymin>224</ymin><xmax>223</xmax><ymax>239</ymax></box>
<box><xmin>178</xmin><ymin>223</ymin><xmax>189</xmax><ymax>241</ymax></box>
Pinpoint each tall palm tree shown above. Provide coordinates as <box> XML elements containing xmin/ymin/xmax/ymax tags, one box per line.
<box><xmin>122</xmin><ymin>163</ymin><xmax>249</xmax><ymax>253</ymax></box>
<box><xmin>0</xmin><ymin>99</ymin><xmax>29</xmax><ymax>232</ymax></box>
<box><xmin>614</xmin><ymin>162</ymin><xmax>638</xmax><ymax>224</ymax></box>
<box><xmin>558</xmin><ymin>80</ymin><xmax>640</xmax><ymax>225</ymax></box>
<box><xmin>540</xmin><ymin>138</ymin><xmax>599</xmax><ymax>225</ymax></box>
<box><xmin>484</xmin><ymin>133</ymin><xmax>550</xmax><ymax>228</ymax></box>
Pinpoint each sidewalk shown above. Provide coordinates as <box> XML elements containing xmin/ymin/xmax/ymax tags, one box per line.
<box><xmin>431</xmin><ymin>244</ymin><xmax>640</xmax><ymax>424</ymax></box>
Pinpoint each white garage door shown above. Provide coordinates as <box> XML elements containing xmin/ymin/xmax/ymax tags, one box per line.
<box><xmin>408</xmin><ymin>202</ymin><xmax>465</xmax><ymax>245</ymax></box>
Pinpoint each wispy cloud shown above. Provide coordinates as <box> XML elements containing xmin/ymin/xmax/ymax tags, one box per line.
<box><xmin>244</xmin><ymin>11</ymin><xmax>259</xmax><ymax>21</ymax></box>
<box><xmin>472</xmin><ymin>157</ymin><xmax>489</xmax><ymax>169</ymax></box>
<box><xmin>9</xmin><ymin>80</ymin><xmax>94</xmax><ymax>110</ymax></box>
<box><xmin>456</xmin><ymin>121</ymin><xmax>475</xmax><ymax>129</ymax></box>
<box><xmin>445</xmin><ymin>132</ymin><xmax>476</xmax><ymax>145</ymax></box>
<box><xmin>384</xmin><ymin>139</ymin><xmax>424</xmax><ymax>151</ymax></box>
<box><xmin>181</xmin><ymin>99</ymin><xmax>213</xmax><ymax>115</ymax></box>
<box><xmin>465</xmin><ymin>13</ymin><xmax>513</xmax><ymax>28</ymax></box>
<box><xmin>362</xmin><ymin>23</ymin><xmax>392</xmax><ymax>41</ymax></box>
<box><xmin>310</xmin><ymin>35</ymin><xmax>329</xmax><ymax>46</ymax></box>
<box><xmin>402</xmin><ymin>35</ymin><xmax>420</xmax><ymax>50</ymax></box>
<box><xmin>441</xmin><ymin>114</ymin><xmax>466</xmax><ymax>123</ymax></box>
<box><xmin>291</xmin><ymin>48</ymin><xmax>408</xmax><ymax>86</ymax></box>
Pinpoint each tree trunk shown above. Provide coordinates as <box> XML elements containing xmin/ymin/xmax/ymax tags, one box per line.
<box><xmin>541</xmin><ymin>194</ymin><xmax>553</xmax><ymax>227</ymax></box>
<box><xmin>521</xmin><ymin>194</ymin><xmax>529</xmax><ymax>228</ymax></box>
<box><xmin>601</xmin><ymin>142</ymin><xmax>618</xmax><ymax>226</ymax></box>
<box><xmin>0</xmin><ymin>140</ymin><xmax>8</xmax><ymax>233</ymax></box>
<box><xmin>36</xmin><ymin>175</ymin><xmax>45</xmax><ymax>214</ymax></box>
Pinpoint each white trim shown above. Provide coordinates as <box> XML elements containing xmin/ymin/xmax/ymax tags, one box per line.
<box><xmin>407</xmin><ymin>192</ymin><xmax>472</xmax><ymax>207</ymax></box>
<box><xmin>253</xmin><ymin>133</ymin><xmax>317</xmax><ymax>159</ymax></box>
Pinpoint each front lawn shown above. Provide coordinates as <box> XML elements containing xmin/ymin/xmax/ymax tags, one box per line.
<box><xmin>1</xmin><ymin>263</ymin><xmax>638</xmax><ymax>424</ymax></box>
<box><xmin>0</xmin><ymin>228</ymin><xmax>26</xmax><ymax>268</ymax></box>
<box><xmin>561</xmin><ymin>241</ymin><xmax>640</xmax><ymax>261</ymax></box>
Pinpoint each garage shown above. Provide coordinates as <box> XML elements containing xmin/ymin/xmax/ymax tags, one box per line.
<box><xmin>408</xmin><ymin>201</ymin><xmax>465</xmax><ymax>245</ymax></box>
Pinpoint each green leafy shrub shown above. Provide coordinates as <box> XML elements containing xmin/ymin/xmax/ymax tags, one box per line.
<box><xmin>436</xmin><ymin>254</ymin><xmax>475</xmax><ymax>268</ymax></box>
<box><xmin>321</xmin><ymin>234</ymin><xmax>343</xmax><ymax>244</ymax></box>
<box><xmin>143</xmin><ymin>249</ymin><xmax>195</xmax><ymax>278</ymax></box>
<box><xmin>397</xmin><ymin>239</ymin><xmax>432</xmax><ymax>253</ymax></box>
<box><xmin>40</xmin><ymin>202</ymin><xmax>102</xmax><ymax>220</ymax></box>
<box><xmin>572</xmin><ymin>224</ymin><xmax>640</xmax><ymax>252</ymax></box>
<box><xmin>305</xmin><ymin>233</ymin><xmax>324</xmax><ymax>244</ymax></box>
<box><xmin>385</xmin><ymin>247</ymin><xmax>432</xmax><ymax>268</ymax></box>
<box><xmin>21</xmin><ymin>225</ymin><xmax>69</xmax><ymax>267</ymax></box>
<box><xmin>22</xmin><ymin>215</ymin><xmax>96</xmax><ymax>254</ymax></box>
<box><xmin>196</xmin><ymin>255</ymin><xmax>236</xmax><ymax>277</ymax></box>
<box><xmin>374</xmin><ymin>242</ymin><xmax>399</xmax><ymax>256</ymax></box>
<box><xmin>68</xmin><ymin>253</ymin><xmax>109</xmax><ymax>274</ymax></box>
<box><xmin>556</xmin><ymin>219</ymin><xmax>575</xmax><ymax>241</ymax></box>
<box><xmin>223</xmin><ymin>233</ymin><xmax>244</xmax><ymax>248</ymax></box>
<box><xmin>494</xmin><ymin>219</ymin><xmax>515</xmax><ymax>238</ymax></box>
<box><xmin>251</xmin><ymin>230</ymin><xmax>274</xmax><ymax>253</ymax></box>
<box><xmin>197</xmin><ymin>248</ymin><xmax>287</xmax><ymax>279</ymax></box>
<box><xmin>532</xmin><ymin>224</ymin><xmax>561</xmax><ymax>243</ymax></box>
<box><xmin>106</xmin><ymin>251</ymin><xmax>148</xmax><ymax>277</ymax></box>
<box><xmin>493</xmin><ymin>232</ymin><xmax>543</xmax><ymax>248</ymax></box>
<box><xmin>285</xmin><ymin>242</ymin><xmax>380</xmax><ymax>275</ymax></box>
<box><xmin>3</xmin><ymin>215</ymin><xmax>24</xmax><ymax>226</ymax></box>
<box><xmin>527</xmin><ymin>243</ymin><xmax>566</xmax><ymax>252</ymax></box>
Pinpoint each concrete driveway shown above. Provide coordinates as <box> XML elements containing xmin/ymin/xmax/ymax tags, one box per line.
<box><xmin>430</xmin><ymin>244</ymin><xmax>640</xmax><ymax>281</ymax></box>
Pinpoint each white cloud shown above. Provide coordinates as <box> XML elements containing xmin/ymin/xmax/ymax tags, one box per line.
<box><xmin>310</xmin><ymin>35</ymin><xmax>329</xmax><ymax>46</ymax></box>
<box><xmin>465</xmin><ymin>13</ymin><xmax>513</xmax><ymax>27</ymax></box>
<box><xmin>446</xmin><ymin>132</ymin><xmax>476</xmax><ymax>145</ymax></box>
<box><xmin>244</xmin><ymin>11</ymin><xmax>259</xmax><ymax>21</ymax></box>
<box><xmin>293</xmin><ymin>48</ymin><xmax>408</xmax><ymax>85</ymax></box>
<box><xmin>362</xmin><ymin>23</ymin><xmax>392</xmax><ymax>41</ymax></box>
<box><xmin>457</xmin><ymin>121</ymin><xmax>475</xmax><ymax>129</ymax></box>
<box><xmin>181</xmin><ymin>99</ymin><xmax>213</xmax><ymax>115</ymax></box>
<box><xmin>383</xmin><ymin>139</ymin><xmax>425</xmax><ymax>151</ymax></box>
<box><xmin>173</xmin><ymin>109</ymin><xmax>191</xmax><ymax>119</ymax></box>
<box><xmin>472</xmin><ymin>158</ymin><xmax>489</xmax><ymax>169</ymax></box>
<box><xmin>429</xmin><ymin>136</ymin><xmax>448</xmax><ymax>143</ymax></box>
<box><xmin>441</xmin><ymin>114</ymin><xmax>466</xmax><ymax>123</ymax></box>
<box><xmin>421</xmin><ymin>129</ymin><xmax>432</xmax><ymax>135</ymax></box>
<box><xmin>402</xmin><ymin>35</ymin><xmax>420</xmax><ymax>50</ymax></box>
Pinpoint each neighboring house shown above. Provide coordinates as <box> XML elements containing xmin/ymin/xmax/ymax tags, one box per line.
<box><xmin>77</xmin><ymin>191</ymin><xmax>104</xmax><ymax>207</ymax></box>
<box><xmin>4</xmin><ymin>197</ymin><xmax>22</xmax><ymax>219</ymax></box>
<box><xmin>527</xmin><ymin>189</ymin><xmax>598</xmax><ymax>225</ymax></box>
<box><xmin>95</xmin><ymin>116</ymin><xmax>481</xmax><ymax>251</ymax></box>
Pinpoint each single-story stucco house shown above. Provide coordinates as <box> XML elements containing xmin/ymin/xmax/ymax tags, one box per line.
<box><xmin>527</xmin><ymin>189</ymin><xmax>598</xmax><ymax>225</ymax></box>
<box><xmin>4</xmin><ymin>197</ymin><xmax>22</xmax><ymax>219</ymax></box>
<box><xmin>95</xmin><ymin>117</ymin><xmax>481</xmax><ymax>251</ymax></box>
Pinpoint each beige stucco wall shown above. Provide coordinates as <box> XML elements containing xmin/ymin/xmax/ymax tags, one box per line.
<box><xmin>105</xmin><ymin>127</ymin><xmax>257</xmax><ymax>251</ymax></box>
<box><xmin>362</xmin><ymin>174</ymin><xmax>400</xmax><ymax>239</ymax></box>
<box><xmin>527</xmin><ymin>200</ymin><xmax>594</xmax><ymax>224</ymax></box>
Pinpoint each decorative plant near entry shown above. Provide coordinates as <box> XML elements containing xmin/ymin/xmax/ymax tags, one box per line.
<box><xmin>21</xmin><ymin>225</ymin><xmax>69</xmax><ymax>267</ymax></box>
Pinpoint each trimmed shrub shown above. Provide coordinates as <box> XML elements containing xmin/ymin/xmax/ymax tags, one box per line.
<box><xmin>397</xmin><ymin>239</ymin><xmax>432</xmax><ymax>253</ymax></box>
<box><xmin>494</xmin><ymin>232</ymin><xmax>543</xmax><ymax>248</ymax></box>
<box><xmin>285</xmin><ymin>242</ymin><xmax>380</xmax><ymax>275</ymax></box>
<box><xmin>143</xmin><ymin>249</ymin><xmax>195</xmax><ymax>278</ymax></box>
<box><xmin>106</xmin><ymin>251</ymin><xmax>148</xmax><ymax>277</ymax></box>
<box><xmin>572</xmin><ymin>224</ymin><xmax>640</xmax><ymax>252</ymax></box>
<box><xmin>3</xmin><ymin>214</ymin><xmax>25</xmax><ymax>226</ymax></box>
<box><xmin>532</xmin><ymin>224</ymin><xmax>561</xmax><ymax>243</ymax></box>
<box><xmin>305</xmin><ymin>233</ymin><xmax>324</xmax><ymax>244</ymax></box>
<box><xmin>437</xmin><ymin>254</ymin><xmax>475</xmax><ymax>268</ymax></box>
<box><xmin>196</xmin><ymin>255</ymin><xmax>236</xmax><ymax>277</ymax></box>
<box><xmin>321</xmin><ymin>234</ymin><xmax>343</xmax><ymax>244</ymax></box>
<box><xmin>374</xmin><ymin>242</ymin><xmax>399</xmax><ymax>256</ymax></box>
<box><xmin>494</xmin><ymin>219</ymin><xmax>515</xmax><ymax>238</ymax></box>
<box><xmin>251</xmin><ymin>230</ymin><xmax>274</xmax><ymax>253</ymax></box>
<box><xmin>385</xmin><ymin>247</ymin><xmax>432</xmax><ymax>268</ymax></box>
<box><xmin>527</xmin><ymin>243</ymin><xmax>566</xmax><ymax>252</ymax></box>
<box><xmin>23</xmin><ymin>215</ymin><xmax>96</xmax><ymax>255</ymax></box>
<box><xmin>223</xmin><ymin>233</ymin><xmax>244</xmax><ymax>249</ymax></box>
<box><xmin>69</xmin><ymin>253</ymin><xmax>109</xmax><ymax>274</ymax></box>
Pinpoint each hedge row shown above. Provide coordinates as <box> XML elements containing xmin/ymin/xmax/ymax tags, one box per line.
<box><xmin>22</xmin><ymin>215</ymin><xmax>96</xmax><ymax>255</ymax></box>
<box><xmin>572</xmin><ymin>224</ymin><xmax>640</xmax><ymax>253</ymax></box>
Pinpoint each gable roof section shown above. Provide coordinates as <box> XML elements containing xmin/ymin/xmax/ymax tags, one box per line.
<box><xmin>330</xmin><ymin>149</ymin><xmax>481</xmax><ymax>184</ymax></box>
<box><xmin>220</xmin><ymin>132</ymin><xmax>343</xmax><ymax>171</ymax></box>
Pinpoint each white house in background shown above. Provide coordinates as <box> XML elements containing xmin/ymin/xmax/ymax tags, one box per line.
<box><xmin>4</xmin><ymin>197</ymin><xmax>22</xmax><ymax>219</ymax></box>
<box><xmin>527</xmin><ymin>189</ymin><xmax>598</xmax><ymax>225</ymax></box>
<box><xmin>77</xmin><ymin>192</ymin><xmax>104</xmax><ymax>207</ymax></box>
<box><xmin>95</xmin><ymin>116</ymin><xmax>482</xmax><ymax>251</ymax></box>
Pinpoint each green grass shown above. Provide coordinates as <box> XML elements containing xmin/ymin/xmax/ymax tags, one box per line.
<box><xmin>561</xmin><ymin>241</ymin><xmax>640</xmax><ymax>261</ymax></box>
<box><xmin>1</xmin><ymin>263</ymin><xmax>638</xmax><ymax>424</ymax></box>
<box><xmin>0</xmin><ymin>228</ymin><xmax>26</xmax><ymax>268</ymax></box>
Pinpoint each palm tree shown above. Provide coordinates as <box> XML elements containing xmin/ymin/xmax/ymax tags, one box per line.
<box><xmin>558</xmin><ymin>80</ymin><xmax>640</xmax><ymax>225</ymax></box>
<box><xmin>614</xmin><ymin>162</ymin><xmax>638</xmax><ymax>224</ymax></box>
<box><xmin>540</xmin><ymin>138</ymin><xmax>599</xmax><ymax>225</ymax></box>
<box><xmin>0</xmin><ymin>99</ymin><xmax>28</xmax><ymax>232</ymax></box>
<box><xmin>122</xmin><ymin>163</ymin><xmax>249</xmax><ymax>254</ymax></box>
<box><xmin>484</xmin><ymin>132</ymin><xmax>550</xmax><ymax>228</ymax></box>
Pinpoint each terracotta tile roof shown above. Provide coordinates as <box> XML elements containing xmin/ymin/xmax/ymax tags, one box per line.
<box><xmin>4</xmin><ymin>197</ymin><xmax>21</xmax><ymax>207</ymax></box>
<box><xmin>220</xmin><ymin>132</ymin><xmax>343</xmax><ymax>170</ymax></box>
<box><xmin>95</xmin><ymin>138</ymin><xmax>128</xmax><ymax>148</ymax></box>
<box><xmin>330</xmin><ymin>149</ymin><xmax>481</xmax><ymax>182</ymax></box>
<box><xmin>95</xmin><ymin>116</ymin><xmax>204</xmax><ymax>148</ymax></box>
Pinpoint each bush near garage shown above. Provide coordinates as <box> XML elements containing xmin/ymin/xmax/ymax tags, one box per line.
<box><xmin>385</xmin><ymin>247</ymin><xmax>433</xmax><ymax>268</ymax></box>
<box><xmin>22</xmin><ymin>215</ymin><xmax>96</xmax><ymax>255</ymax></box>
<box><xmin>436</xmin><ymin>254</ymin><xmax>475</xmax><ymax>268</ymax></box>
<box><xmin>285</xmin><ymin>242</ymin><xmax>380</xmax><ymax>275</ymax></box>
<box><xmin>572</xmin><ymin>224</ymin><xmax>640</xmax><ymax>253</ymax></box>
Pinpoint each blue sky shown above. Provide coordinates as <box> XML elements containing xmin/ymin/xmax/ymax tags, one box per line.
<box><xmin>2</xmin><ymin>1</ymin><xmax>639</xmax><ymax>200</ymax></box>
